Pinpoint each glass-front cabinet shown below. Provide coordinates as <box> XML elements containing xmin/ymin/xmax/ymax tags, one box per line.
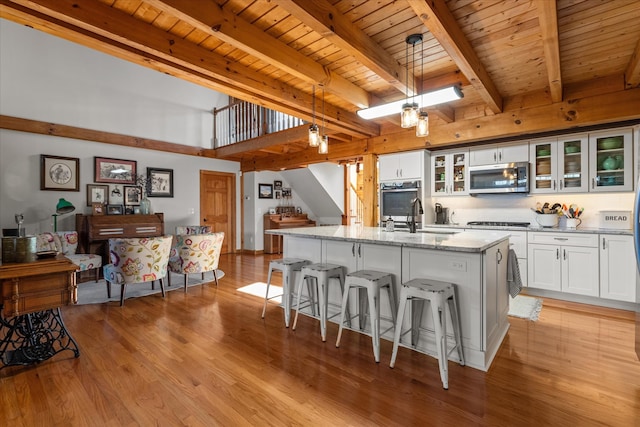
<box><xmin>431</xmin><ymin>150</ymin><xmax>469</xmax><ymax>196</ymax></box>
<box><xmin>588</xmin><ymin>128</ymin><xmax>633</xmax><ymax>192</ymax></box>
<box><xmin>530</xmin><ymin>134</ymin><xmax>588</xmax><ymax>194</ymax></box>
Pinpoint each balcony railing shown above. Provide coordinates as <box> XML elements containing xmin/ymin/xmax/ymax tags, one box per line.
<box><xmin>213</xmin><ymin>99</ymin><xmax>305</xmax><ymax>148</ymax></box>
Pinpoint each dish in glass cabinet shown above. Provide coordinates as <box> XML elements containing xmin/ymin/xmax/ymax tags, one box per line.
<box><xmin>598</xmin><ymin>138</ymin><xmax>623</xmax><ymax>150</ymax></box>
<box><xmin>564</xmin><ymin>146</ymin><xmax>580</xmax><ymax>154</ymax></box>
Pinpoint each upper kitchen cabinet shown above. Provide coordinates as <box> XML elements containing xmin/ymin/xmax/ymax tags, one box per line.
<box><xmin>588</xmin><ymin>128</ymin><xmax>633</xmax><ymax>192</ymax></box>
<box><xmin>530</xmin><ymin>134</ymin><xmax>588</xmax><ymax>194</ymax></box>
<box><xmin>469</xmin><ymin>142</ymin><xmax>528</xmax><ymax>166</ymax></box>
<box><xmin>378</xmin><ymin>150</ymin><xmax>426</xmax><ymax>182</ymax></box>
<box><xmin>431</xmin><ymin>149</ymin><xmax>469</xmax><ymax>196</ymax></box>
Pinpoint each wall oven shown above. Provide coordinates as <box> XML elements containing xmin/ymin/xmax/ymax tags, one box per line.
<box><xmin>469</xmin><ymin>162</ymin><xmax>529</xmax><ymax>194</ymax></box>
<box><xmin>379</xmin><ymin>181</ymin><xmax>421</xmax><ymax>227</ymax></box>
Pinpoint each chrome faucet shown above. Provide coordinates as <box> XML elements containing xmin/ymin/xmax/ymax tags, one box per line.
<box><xmin>408</xmin><ymin>197</ymin><xmax>424</xmax><ymax>233</ymax></box>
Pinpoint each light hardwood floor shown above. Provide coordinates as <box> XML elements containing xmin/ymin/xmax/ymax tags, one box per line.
<box><xmin>1</xmin><ymin>253</ymin><xmax>639</xmax><ymax>426</ymax></box>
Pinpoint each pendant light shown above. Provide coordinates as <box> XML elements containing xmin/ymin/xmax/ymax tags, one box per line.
<box><xmin>400</xmin><ymin>34</ymin><xmax>422</xmax><ymax>128</ymax></box>
<box><xmin>318</xmin><ymin>86</ymin><xmax>329</xmax><ymax>154</ymax></box>
<box><xmin>415</xmin><ymin>39</ymin><xmax>429</xmax><ymax>137</ymax></box>
<box><xmin>308</xmin><ymin>85</ymin><xmax>320</xmax><ymax>147</ymax></box>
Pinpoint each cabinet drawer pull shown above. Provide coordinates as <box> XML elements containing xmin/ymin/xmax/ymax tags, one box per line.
<box><xmin>553</xmin><ymin>237</ymin><xmax>569</xmax><ymax>241</ymax></box>
<box><xmin>602</xmin><ymin>237</ymin><xmax>606</xmax><ymax>250</ymax></box>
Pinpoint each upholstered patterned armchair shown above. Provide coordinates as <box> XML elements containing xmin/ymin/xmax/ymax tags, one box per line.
<box><xmin>36</xmin><ymin>231</ymin><xmax>102</xmax><ymax>282</ymax></box>
<box><xmin>103</xmin><ymin>236</ymin><xmax>173</xmax><ymax>306</ymax></box>
<box><xmin>168</xmin><ymin>232</ymin><xmax>224</xmax><ymax>292</ymax></box>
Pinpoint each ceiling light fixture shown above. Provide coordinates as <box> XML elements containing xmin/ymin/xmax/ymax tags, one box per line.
<box><xmin>318</xmin><ymin>86</ymin><xmax>328</xmax><ymax>154</ymax></box>
<box><xmin>415</xmin><ymin>40</ymin><xmax>429</xmax><ymax>138</ymax></box>
<box><xmin>308</xmin><ymin>85</ymin><xmax>320</xmax><ymax>147</ymax></box>
<box><xmin>400</xmin><ymin>34</ymin><xmax>422</xmax><ymax>128</ymax></box>
<box><xmin>357</xmin><ymin>86</ymin><xmax>462</xmax><ymax>120</ymax></box>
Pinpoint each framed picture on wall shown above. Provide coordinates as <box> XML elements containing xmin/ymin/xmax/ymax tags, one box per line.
<box><xmin>124</xmin><ymin>185</ymin><xmax>141</xmax><ymax>205</ymax></box>
<box><xmin>109</xmin><ymin>185</ymin><xmax>124</xmax><ymax>205</ymax></box>
<box><xmin>94</xmin><ymin>157</ymin><xmax>137</xmax><ymax>184</ymax></box>
<box><xmin>41</xmin><ymin>155</ymin><xmax>80</xmax><ymax>191</ymax></box>
<box><xmin>147</xmin><ymin>167</ymin><xmax>173</xmax><ymax>197</ymax></box>
<box><xmin>86</xmin><ymin>184</ymin><xmax>109</xmax><ymax>206</ymax></box>
<box><xmin>273</xmin><ymin>180</ymin><xmax>282</xmax><ymax>190</ymax></box>
<box><xmin>275</xmin><ymin>190</ymin><xmax>282</xmax><ymax>199</ymax></box>
<box><xmin>258</xmin><ymin>183</ymin><xmax>273</xmax><ymax>199</ymax></box>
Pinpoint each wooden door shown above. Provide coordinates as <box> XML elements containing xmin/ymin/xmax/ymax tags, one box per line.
<box><xmin>200</xmin><ymin>171</ymin><xmax>235</xmax><ymax>254</ymax></box>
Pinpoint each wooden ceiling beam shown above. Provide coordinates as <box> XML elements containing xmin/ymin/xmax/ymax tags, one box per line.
<box><xmin>242</xmin><ymin>138</ymin><xmax>369</xmax><ymax>172</ymax></box>
<box><xmin>534</xmin><ymin>0</ymin><xmax>563</xmax><ymax>102</ymax></box>
<box><xmin>274</xmin><ymin>0</ymin><xmax>414</xmax><ymax>96</ymax></box>
<box><xmin>409</xmin><ymin>0</ymin><xmax>503</xmax><ymax>114</ymax></box>
<box><xmin>0</xmin><ymin>115</ymin><xmax>213</xmax><ymax>157</ymax></box>
<box><xmin>625</xmin><ymin>38</ymin><xmax>640</xmax><ymax>88</ymax></box>
<box><xmin>146</xmin><ymin>0</ymin><xmax>370</xmax><ymax>109</ymax></box>
<box><xmin>4</xmin><ymin>0</ymin><xmax>378</xmax><ymax>138</ymax></box>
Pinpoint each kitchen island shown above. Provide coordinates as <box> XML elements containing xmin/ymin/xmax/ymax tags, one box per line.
<box><xmin>266</xmin><ymin>225</ymin><xmax>510</xmax><ymax>371</ymax></box>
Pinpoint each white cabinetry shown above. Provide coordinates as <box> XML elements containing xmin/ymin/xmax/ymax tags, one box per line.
<box><xmin>379</xmin><ymin>151</ymin><xmax>425</xmax><ymax>182</ymax></box>
<box><xmin>599</xmin><ymin>234</ymin><xmax>636</xmax><ymax>302</ymax></box>
<box><xmin>527</xmin><ymin>233</ymin><xmax>599</xmax><ymax>296</ymax></box>
<box><xmin>530</xmin><ymin>134</ymin><xmax>588</xmax><ymax>193</ymax></box>
<box><xmin>469</xmin><ymin>142</ymin><xmax>528</xmax><ymax>166</ymax></box>
<box><xmin>431</xmin><ymin>150</ymin><xmax>469</xmax><ymax>196</ymax></box>
<box><xmin>588</xmin><ymin>128</ymin><xmax>633</xmax><ymax>192</ymax></box>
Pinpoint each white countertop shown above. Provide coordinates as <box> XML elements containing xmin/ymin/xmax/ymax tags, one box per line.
<box><xmin>423</xmin><ymin>223</ymin><xmax>633</xmax><ymax>236</ymax></box>
<box><xmin>267</xmin><ymin>225</ymin><xmax>509</xmax><ymax>253</ymax></box>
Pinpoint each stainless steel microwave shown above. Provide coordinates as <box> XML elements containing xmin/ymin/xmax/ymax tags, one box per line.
<box><xmin>468</xmin><ymin>162</ymin><xmax>529</xmax><ymax>194</ymax></box>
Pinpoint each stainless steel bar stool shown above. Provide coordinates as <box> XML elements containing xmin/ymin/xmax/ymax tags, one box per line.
<box><xmin>390</xmin><ymin>278</ymin><xmax>465</xmax><ymax>389</ymax></box>
<box><xmin>336</xmin><ymin>270</ymin><xmax>396</xmax><ymax>363</ymax></box>
<box><xmin>262</xmin><ymin>258</ymin><xmax>309</xmax><ymax>327</ymax></box>
<box><xmin>292</xmin><ymin>263</ymin><xmax>348</xmax><ymax>342</ymax></box>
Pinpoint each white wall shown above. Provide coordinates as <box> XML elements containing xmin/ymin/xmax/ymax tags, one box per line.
<box><xmin>0</xmin><ymin>19</ymin><xmax>243</xmax><ymax>248</ymax></box>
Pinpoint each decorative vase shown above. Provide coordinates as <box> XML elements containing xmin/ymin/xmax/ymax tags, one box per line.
<box><xmin>140</xmin><ymin>198</ymin><xmax>151</xmax><ymax>215</ymax></box>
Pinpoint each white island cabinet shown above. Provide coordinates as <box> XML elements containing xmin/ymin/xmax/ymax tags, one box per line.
<box><xmin>274</xmin><ymin>226</ymin><xmax>510</xmax><ymax>371</ymax></box>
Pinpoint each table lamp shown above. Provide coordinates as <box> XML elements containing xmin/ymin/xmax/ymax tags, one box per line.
<box><xmin>53</xmin><ymin>198</ymin><xmax>75</xmax><ymax>232</ymax></box>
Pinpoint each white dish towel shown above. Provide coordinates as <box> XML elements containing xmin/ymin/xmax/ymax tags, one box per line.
<box><xmin>507</xmin><ymin>249</ymin><xmax>522</xmax><ymax>298</ymax></box>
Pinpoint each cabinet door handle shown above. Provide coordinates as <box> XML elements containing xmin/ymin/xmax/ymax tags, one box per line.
<box><xmin>591</xmin><ymin>178</ymin><xmax>595</xmax><ymax>189</ymax></box>
<box><xmin>556</xmin><ymin>248</ymin><xmax>560</xmax><ymax>259</ymax></box>
<box><xmin>563</xmin><ymin>249</ymin><xmax>566</xmax><ymax>260</ymax></box>
<box><xmin>498</xmin><ymin>151</ymin><xmax>502</xmax><ymax>162</ymax></box>
<box><xmin>559</xmin><ymin>180</ymin><xmax>563</xmax><ymax>190</ymax></box>
<box><xmin>358</xmin><ymin>244</ymin><xmax>362</xmax><ymax>258</ymax></box>
<box><xmin>553</xmin><ymin>180</ymin><xmax>556</xmax><ymax>190</ymax></box>
<box><xmin>352</xmin><ymin>243</ymin><xmax>356</xmax><ymax>257</ymax></box>
<box><xmin>602</xmin><ymin>237</ymin><xmax>606</xmax><ymax>250</ymax></box>
<box><xmin>497</xmin><ymin>248</ymin><xmax>503</xmax><ymax>264</ymax></box>
<box><xmin>493</xmin><ymin>152</ymin><xmax>497</xmax><ymax>162</ymax></box>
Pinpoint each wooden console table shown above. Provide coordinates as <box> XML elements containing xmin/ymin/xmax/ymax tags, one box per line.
<box><xmin>264</xmin><ymin>213</ymin><xmax>316</xmax><ymax>254</ymax></box>
<box><xmin>0</xmin><ymin>256</ymin><xmax>79</xmax><ymax>368</ymax></box>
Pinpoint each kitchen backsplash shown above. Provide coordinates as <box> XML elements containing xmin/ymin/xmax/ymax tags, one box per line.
<box><xmin>427</xmin><ymin>192</ymin><xmax>634</xmax><ymax>228</ymax></box>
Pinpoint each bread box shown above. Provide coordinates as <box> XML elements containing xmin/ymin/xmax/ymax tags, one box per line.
<box><xmin>599</xmin><ymin>210</ymin><xmax>632</xmax><ymax>230</ymax></box>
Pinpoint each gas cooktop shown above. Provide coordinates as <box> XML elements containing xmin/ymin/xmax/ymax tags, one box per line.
<box><xmin>466</xmin><ymin>221</ymin><xmax>531</xmax><ymax>227</ymax></box>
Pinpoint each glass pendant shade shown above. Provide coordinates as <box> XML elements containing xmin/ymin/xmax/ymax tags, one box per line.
<box><xmin>318</xmin><ymin>135</ymin><xmax>329</xmax><ymax>154</ymax></box>
<box><xmin>416</xmin><ymin>112</ymin><xmax>429</xmax><ymax>137</ymax></box>
<box><xmin>400</xmin><ymin>102</ymin><xmax>419</xmax><ymax>128</ymax></box>
<box><xmin>308</xmin><ymin>123</ymin><xmax>320</xmax><ymax>147</ymax></box>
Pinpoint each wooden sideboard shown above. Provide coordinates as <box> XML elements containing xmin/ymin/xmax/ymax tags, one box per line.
<box><xmin>264</xmin><ymin>213</ymin><xmax>316</xmax><ymax>254</ymax></box>
<box><xmin>75</xmin><ymin>213</ymin><xmax>165</xmax><ymax>254</ymax></box>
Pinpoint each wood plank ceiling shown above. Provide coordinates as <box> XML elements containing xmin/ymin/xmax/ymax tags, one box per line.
<box><xmin>1</xmin><ymin>0</ymin><xmax>640</xmax><ymax>171</ymax></box>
